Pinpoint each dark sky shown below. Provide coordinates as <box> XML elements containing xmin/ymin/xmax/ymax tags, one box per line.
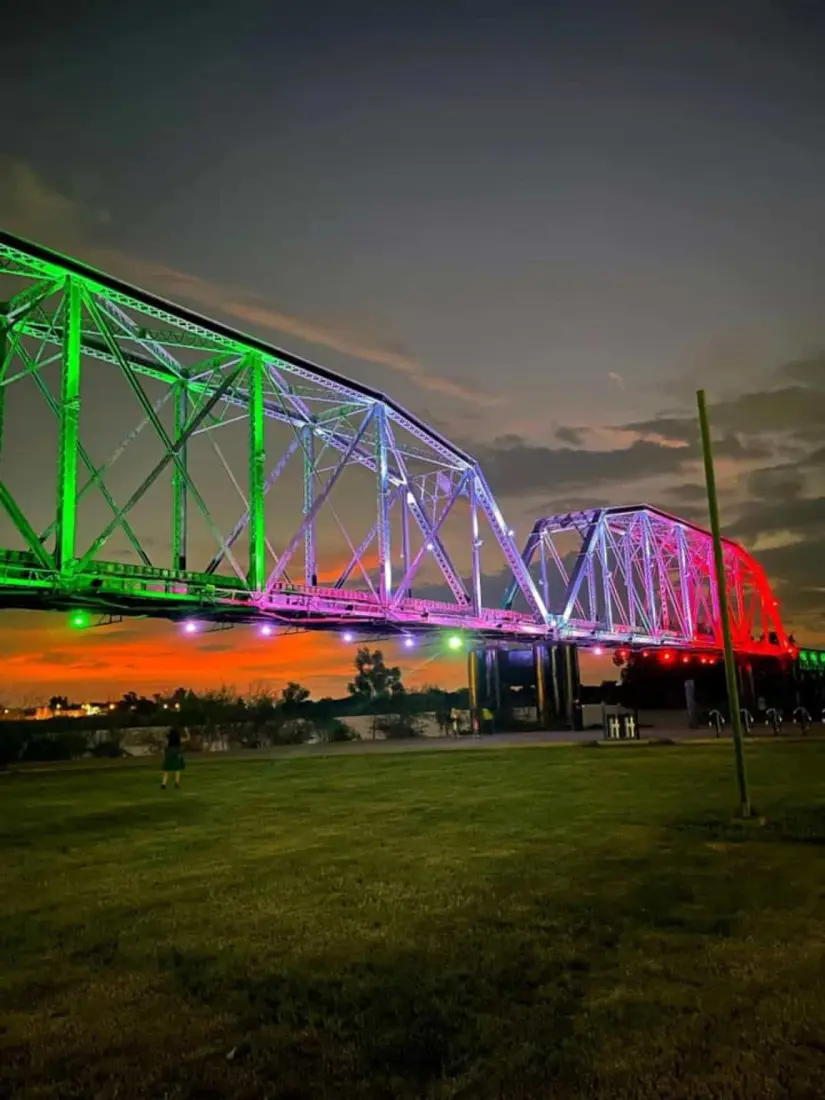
<box><xmin>1</xmin><ymin>0</ymin><xmax>824</xmax><ymax>699</ymax></box>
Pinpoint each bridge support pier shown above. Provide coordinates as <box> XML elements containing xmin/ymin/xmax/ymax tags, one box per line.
<box><xmin>553</xmin><ymin>644</ymin><xmax>581</xmax><ymax>730</ymax></box>
<box><xmin>467</xmin><ymin>647</ymin><xmax>482</xmax><ymax>734</ymax></box>
<box><xmin>469</xmin><ymin>643</ymin><xmax>581</xmax><ymax>731</ymax></box>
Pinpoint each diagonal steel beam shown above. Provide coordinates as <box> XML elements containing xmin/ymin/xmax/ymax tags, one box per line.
<box><xmin>86</xmin><ymin>294</ymin><xmax>247</xmax><ymax>579</ymax></box>
<box><xmin>334</xmin><ymin>483</ymin><xmax>404</xmax><ymax>589</ymax></box>
<box><xmin>39</xmin><ymin>384</ymin><xmax>174</xmax><ymax>545</ymax></box>
<box><xmin>264</xmin><ymin>406</ymin><xmax>376</xmax><ymax>592</ymax></box>
<box><xmin>0</xmin><ymin>482</ymin><xmax>56</xmax><ymax>572</ymax></box>
<box><xmin>205</xmin><ymin>436</ymin><xmax>300</xmax><ymax>577</ymax></box>
<box><xmin>390</xmin><ymin>471</ymin><xmax>470</xmax><ymax>608</ymax></box>
<box><xmin>387</xmin><ymin>428</ymin><xmax>469</xmax><ymax>605</ymax></box>
<box><xmin>561</xmin><ymin>511</ymin><xmax>603</xmax><ymax>623</ymax></box>
<box><xmin>73</xmin><ymin>360</ymin><xmax>246</xmax><ymax>574</ymax></box>
<box><xmin>29</xmin><ymin>361</ymin><xmax>152</xmax><ymax>567</ymax></box>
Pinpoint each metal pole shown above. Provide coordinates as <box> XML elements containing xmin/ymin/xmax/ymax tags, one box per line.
<box><xmin>697</xmin><ymin>389</ymin><xmax>751</xmax><ymax>817</ymax></box>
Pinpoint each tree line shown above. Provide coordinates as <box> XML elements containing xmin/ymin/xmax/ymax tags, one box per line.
<box><xmin>0</xmin><ymin>648</ymin><xmax>468</xmax><ymax>767</ymax></box>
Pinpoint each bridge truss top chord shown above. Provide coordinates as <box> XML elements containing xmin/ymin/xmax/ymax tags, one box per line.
<box><xmin>0</xmin><ymin>230</ymin><xmax>790</xmax><ymax>655</ymax></box>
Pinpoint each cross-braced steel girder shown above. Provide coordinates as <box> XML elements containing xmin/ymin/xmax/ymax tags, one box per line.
<box><xmin>0</xmin><ymin>230</ymin><xmax>548</xmax><ymax>639</ymax></box>
<box><xmin>0</xmin><ymin>232</ymin><xmax>792</xmax><ymax>654</ymax></box>
<box><xmin>503</xmin><ymin>505</ymin><xmax>790</xmax><ymax>655</ymax></box>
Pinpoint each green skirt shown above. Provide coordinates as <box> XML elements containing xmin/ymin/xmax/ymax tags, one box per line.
<box><xmin>162</xmin><ymin>749</ymin><xmax>186</xmax><ymax>772</ymax></box>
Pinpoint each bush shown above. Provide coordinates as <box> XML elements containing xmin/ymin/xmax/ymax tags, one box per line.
<box><xmin>89</xmin><ymin>738</ymin><xmax>126</xmax><ymax>758</ymax></box>
<box><xmin>311</xmin><ymin>717</ymin><xmax>357</xmax><ymax>743</ymax></box>
<box><xmin>374</xmin><ymin>713</ymin><xmax>424</xmax><ymax>739</ymax></box>
<box><xmin>20</xmin><ymin>731</ymin><xmax>90</xmax><ymax>762</ymax></box>
<box><xmin>0</xmin><ymin>727</ymin><xmax>26</xmax><ymax>769</ymax></box>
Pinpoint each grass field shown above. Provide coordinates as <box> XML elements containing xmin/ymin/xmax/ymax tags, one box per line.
<box><xmin>2</xmin><ymin>741</ymin><xmax>825</xmax><ymax>1100</ymax></box>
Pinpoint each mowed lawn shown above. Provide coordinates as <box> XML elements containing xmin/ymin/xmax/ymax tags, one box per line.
<box><xmin>2</xmin><ymin>742</ymin><xmax>825</xmax><ymax>1100</ymax></box>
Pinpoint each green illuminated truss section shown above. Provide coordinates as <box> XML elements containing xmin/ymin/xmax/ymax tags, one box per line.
<box><xmin>0</xmin><ymin>229</ymin><xmax>550</xmax><ymax>638</ymax></box>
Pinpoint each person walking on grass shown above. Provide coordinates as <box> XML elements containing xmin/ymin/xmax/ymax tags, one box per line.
<box><xmin>161</xmin><ymin>727</ymin><xmax>186</xmax><ymax>789</ymax></box>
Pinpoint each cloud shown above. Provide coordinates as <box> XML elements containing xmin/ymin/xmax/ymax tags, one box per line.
<box><xmin>554</xmin><ymin>425</ymin><xmax>584</xmax><ymax>446</ymax></box>
<box><xmin>0</xmin><ymin>158</ymin><xmax>503</xmax><ymax>409</ymax></box>
<box><xmin>469</xmin><ymin>431</ymin><xmax>767</xmax><ymax>500</ymax></box>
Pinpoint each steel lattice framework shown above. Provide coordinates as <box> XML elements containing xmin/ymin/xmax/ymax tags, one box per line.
<box><xmin>0</xmin><ymin>230</ymin><xmax>547</xmax><ymax>639</ymax></box>
<box><xmin>0</xmin><ymin>231</ymin><xmax>789</xmax><ymax>653</ymax></box>
<box><xmin>504</xmin><ymin>506</ymin><xmax>789</xmax><ymax>654</ymax></box>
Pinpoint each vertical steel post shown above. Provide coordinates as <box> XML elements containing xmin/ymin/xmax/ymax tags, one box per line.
<box><xmin>172</xmin><ymin>380</ymin><xmax>188</xmax><ymax>571</ymax></box>
<box><xmin>677</xmin><ymin>526</ymin><xmax>693</xmax><ymax>640</ymax></box>
<box><xmin>302</xmin><ymin>423</ymin><xmax>316</xmax><ymax>586</ymax></box>
<box><xmin>624</xmin><ymin>524</ymin><xmax>637</xmax><ymax>633</ymax></box>
<box><xmin>401</xmin><ymin>485</ymin><xmax>411</xmax><ymax>600</ymax></box>
<box><xmin>0</xmin><ymin>317</ymin><xmax>7</xmax><ymax>460</ymax></box>
<box><xmin>697</xmin><ymin>389</ymin><xmax>750</xmax><ymax>817</ymax></box>
<box><xmin>469</xmin><ymin>475</ymin><xmax>483</xmax><ymax>616</ymax></box>
<box><xmin>375</xmin><ymin>405</ymin><xmax>392</xmax><ymax>603</ymax></box>
<box><xmin>56</xmin><ymin>278</ymin><xmax>82</xmax><ymax>570</ymax></box>
<box><xmin>598</xmin><ymin>519</ymin><xmax>612</xmax><ymax>631</ymax></box>
<box><xmin>539</xmin><ymin>534</ymin><xmax>550</xmax><ymax>611</ymax></box>
<box><xmin>641</xmin><ymin>514</ymin><xmax>658</xmax><ymax>638</ymax></box>
<box><xmin>248</xmin><ymin>356</ymin><xmax>266</xmax><ymax>590</ymax></box>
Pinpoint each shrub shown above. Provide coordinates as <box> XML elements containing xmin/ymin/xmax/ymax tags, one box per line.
<box><xmin>89</xmin><ymin>738</ymin><xmax>126</xmax><ymax>758</ymax></box>
<box><xmin>20</xmin><ymin>731</ymin><xmax>90</xmax><ymax>762</ymax></box>
<box><xmin>0</xmin><ymin>727</ymin><xmax>25</xmax><ymax>769</ymax></box>
<box><xmin>311</xmin><ymin>717</ymin><xmax>357</xmax><ymax>743</ymax></box>
<box><xmin>374</xmin><ymin>713</ymin><xmax>424</xmax><ymax>739</ymax></box>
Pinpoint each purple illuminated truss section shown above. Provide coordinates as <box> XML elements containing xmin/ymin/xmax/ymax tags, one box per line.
<box><xmin>504</xmin><ymin>506</ymin><xmax>790</xmax><ymax>655</ymax></box>
<box><xmin>0</xmin><ymin>231</ymin><xmax>790</xmax><ymax>654</ymax></box>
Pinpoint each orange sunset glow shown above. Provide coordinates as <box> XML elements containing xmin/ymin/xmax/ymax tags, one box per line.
<box><xmin>0</xmin><ymin>609</ymin><xmax>617</xmax><ymax>707</ymax></box>
<box><xmin>0</xmin><ymin>611</ymin><xmax>472</xmax><ymax>706</ymax></box>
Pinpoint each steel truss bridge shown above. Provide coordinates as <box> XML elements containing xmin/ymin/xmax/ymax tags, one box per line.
<box><xmin>0</xmin><ymin>231</ymin><xmax>789</xmax><ymax>656</ymax></box>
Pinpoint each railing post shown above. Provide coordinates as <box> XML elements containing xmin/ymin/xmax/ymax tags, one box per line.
<box><xmin>56</xmin><ymin>277</ymin><xmax>82</xmax><ymax>571</ymax></box>
<box><xmin>248</xmin><ymin>355</ymin><xmax>266</xmax><ymax>591</ymax></box>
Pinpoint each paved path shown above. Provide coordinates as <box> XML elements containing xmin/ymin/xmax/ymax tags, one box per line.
<box><xmin>8</xmin><ymin>727</ymin><xmax>817</xmax><ymax>776</ymax></box>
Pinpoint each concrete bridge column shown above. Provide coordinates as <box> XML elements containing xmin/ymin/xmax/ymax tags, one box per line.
<box><xmin>534</xmin><ymin>644</ymin><xmax>551</xmax><ymax>729</ymax></box>
<box><xmin>552</xmin><ymin>643</ymin><xmax>581</xmax><ymax>730</ymax></box>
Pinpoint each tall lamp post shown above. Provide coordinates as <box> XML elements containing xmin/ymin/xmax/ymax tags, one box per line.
<box><xmin>697</xmin><ymin>389</ymin><xmax>751</xmax><ymax>818</ymax></box>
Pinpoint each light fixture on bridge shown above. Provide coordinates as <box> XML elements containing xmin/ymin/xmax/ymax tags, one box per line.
<box><xmin>342</xmin><ymin>631</ymin><xmax>355</xmax><ymax>643</ymax></box>
<box><xmin>592</xmin><ymin>645</ymin><xmax>603</xmax><ymax>656</ymax></box>
<box><xmin>69</xmin><ymin>611</ymin><xmax>89</xmax><ymax>630</ymax></box>
<box><xmin>259</xmin><ymin>624</ymin><xmax>273</xmax><ymax>637</ymax></box>
<box><xmin>403</xmin><ymin>635</ymin><xmax>415</xmax><ymax>649</ymax></box>
<box><xmin>447</xmin><ymin>634</ymin><xmax>464</xmax><ymax>651</ymax></box>
<box><xmin>182</xmin><ymin>621</ymin><xmax>199</xmax><ymax>635</ymax></box>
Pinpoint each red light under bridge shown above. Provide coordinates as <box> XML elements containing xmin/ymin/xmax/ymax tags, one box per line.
<box><xmin>0</xmin><ymin>231</ymin><xmax>790</xmax><ymax>656</ymax></box>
